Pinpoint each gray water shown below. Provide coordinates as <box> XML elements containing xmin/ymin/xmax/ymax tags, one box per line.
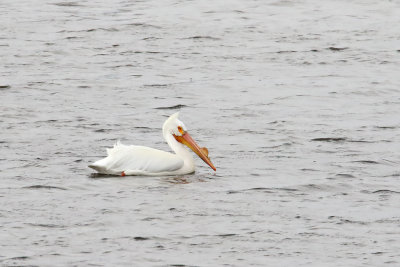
<box><xmin>1</xmin><ymin>0</ymin><xmax>400</xmax><ymax>266</ymax></box>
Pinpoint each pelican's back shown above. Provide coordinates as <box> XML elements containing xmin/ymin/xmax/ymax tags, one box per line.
<box><xmin>89</xmin><ymin>142</ymin><xmax>184</xmax><ymax>175</ymax></box>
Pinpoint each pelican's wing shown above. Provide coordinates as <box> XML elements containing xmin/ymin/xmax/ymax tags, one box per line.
<box><xmin>89</xmin><ymin>142</ymin><xmax>184</xmax><ymax>175</ymax></box>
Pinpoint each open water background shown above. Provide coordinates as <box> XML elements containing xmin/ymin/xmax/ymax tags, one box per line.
<box><xmin>1</xmin><ymin>0</ymin><xmax>400</xmax><ymax>266</ymax></box>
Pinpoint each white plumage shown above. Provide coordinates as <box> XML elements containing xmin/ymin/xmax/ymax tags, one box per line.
<box><xmin>89</xmin><ymin>112</ymin><xmax>216</xmax><ymax>176</ymax></box>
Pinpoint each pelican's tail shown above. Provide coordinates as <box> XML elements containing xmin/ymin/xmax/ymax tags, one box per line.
<box><xmin>106</xmin><ymin>140</ymin><xmax>125</xmax><ymax>156</ymax></box>
<box><xmin>88</xmin><ymin>140</ymin><xmax>127</xmax><ymax>174</ymax></box>
<box><xmin>88</xmin><ymin>158</ymin><xmax>108</xmax><ymax>173</ymax></box>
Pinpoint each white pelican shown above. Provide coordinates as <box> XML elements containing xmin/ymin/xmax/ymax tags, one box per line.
<box><xmin>89</xmin><ymin>112</ymin><xmax>216</xmax><ymax>176</ymax></box>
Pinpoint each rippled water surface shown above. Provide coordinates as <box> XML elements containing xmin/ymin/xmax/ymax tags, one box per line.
<box><xmin>1</xmin><ymin>0</ymin><xmax>400</xmax><ymax>266</ymax></box>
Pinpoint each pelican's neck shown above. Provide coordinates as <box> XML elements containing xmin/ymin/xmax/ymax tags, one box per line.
<box><xmin>164</xmin><ymin>132</ymin><xmax>195</xmax><ymax>170</ymax></box>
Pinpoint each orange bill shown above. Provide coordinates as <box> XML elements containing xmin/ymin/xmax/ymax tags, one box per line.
<box><xmin>174</xmin><ymin>132</ymin><xmax>216</xmax><ymax>171</ymax></box>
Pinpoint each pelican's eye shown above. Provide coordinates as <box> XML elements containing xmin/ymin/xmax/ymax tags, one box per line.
<box><xmin>177</xmin><ymin>126</ymin><xmax>184</xmax><ymax>134</ymax></box>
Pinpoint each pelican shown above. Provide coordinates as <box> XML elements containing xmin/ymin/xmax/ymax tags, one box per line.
<box><xmin>89</xmin><ymin>112</ymin><xmax>216</xmax><ymax>176</ymax></box>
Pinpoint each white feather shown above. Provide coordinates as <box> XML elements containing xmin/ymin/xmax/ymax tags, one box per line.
<box><xmin>89</xmin><ymin>142</ymin><xmax>185</xmax><ymax>175</ymax></box>
<box><xmin>89</xmin><ymin>113</ymin><xmax>196</xmax><ymax>176</ymax></box>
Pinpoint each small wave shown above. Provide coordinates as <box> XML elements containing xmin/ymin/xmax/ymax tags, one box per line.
<box><xmin>127</xmin><ymin>23</ymin><xmax>161</xmax><ymax>29</ymax></box>
<box><xmin>23</xmin><ymin>185</ymin><xmax>67</xmax><ymax>190</ymax></box>
<box><xmin>327</xmin><ymin>47</ymin><xmax>348</xmax><ymax>51</ymax></box>
<box><xmin>384</xmin><ymin>172</ymin><xmax>400</xmax><ymax>177</ymax></box>
<box><xmin>144</xmin><ymin>84</ymin><xmax>169</xmax><ymax>87</ymax></box>
<box><xmin>85</xmin><ymin>28</ymin><xmax>120</xmax><ymax>32</ymax></box>
<box><xmin>26</xmin><ymin>223</ymin><xmax>66</xmax><ymax>228</ymax></box>
<box><xmin>141</xmin><ymin>217</ymin><xmax>161</xmax><ymax>221</ymax></box>
<box><xmin>300</xmin><ymin>168</ymin><xmax>319</xmax><ymax>172</ymax></box>
<box><xmin>134</xmin><ymin>126</ymin><xmax>151</xmax><ymax>129</ymax></box>
<box><xmin>276</xmin><ymin>50</ymin><xmax>297</xmax><ymax>53</ymax></box>
<box><xmin>227</xmin><ymin>187</ymin><xmax>297</xmax><ymax>194</ymax></box>
<box><xmin>335</xmin><ymin>173</ymin><xmax>355</xmax><ymax>178</ymax></box>
<box><xmin>311</xmin><ymin>137</ymin><xmax>347</xmax><ymax>142</ymax></box>
<box><xmin>372</xmin><ymin>190</ymin><xmax>400</xmax><ymax>194</ymax></box>
<box><xmin>353</xmin><ymin>160</ymin><xmax>379</xmax><ymax>164</ymax></box>
<box><xmin>217</xmin><ymin>233</ymin><xmax>236</xmax><ymax>237</ymax></box>
<box><xmin>184</xmin><ymin>36</ymin><xmax>220</xmax><ymax>40</ymax></box>
<box><xmin>8</xmin><ymin>256</ymin><xmax>30</xmax><ymax>260</ymax></box>
<box><xmin>94</xmin><ymin>129</ymin><xmax>112</xmax><ymax>133</ymax></box>
<box><xmin>347</xmin><ymin>140</ymin><xmax>374</xmax><ymax>143</ymax></box>
<box><xmin>143</xmin><ymin>37</ymin><xmax>162</xmax><ymax>41</ymax></box>
<box><xmin>52</xmin><ymin>2</ymin><xmax>82</xmax><ymax>7</ymax></box>
<box><xmin>328</xmin><ymin>216</ymin><xmax>368</xmax><ymax>225</ymax></box>
<box><xmin>155</xmin><ymin>104</ymin><xmax>187</xmax><ymax>110</ymax></box>
<box><xmin>65</xmin><ymin>36</ymin><xmax>82</xmax><ymax>40</ymax></box>
<box><xmin>133</xmin><ymin>236</ymin><xmax>150</xmax><ymax>241</ymax></box>
<box><xmin>375</xmin><ymin>126</ymin><xmax>397</xmax><ymax>129</ymax></box>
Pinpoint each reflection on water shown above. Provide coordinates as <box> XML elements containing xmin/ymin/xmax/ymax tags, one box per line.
<box><xmin>166</xmin><ymin>177</ymin><xmax>190</xmax><ymax>184</ymax></box>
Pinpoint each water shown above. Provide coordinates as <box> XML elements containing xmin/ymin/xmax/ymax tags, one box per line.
<box><xmin>1</xmin><ymin>0</ymin><xmax>400</xmax><ymax>266</ymax></box>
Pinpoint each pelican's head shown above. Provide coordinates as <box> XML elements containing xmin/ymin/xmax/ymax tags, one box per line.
<box><xmin>163</xmin><ymin>112</ymin><xmax>216</xmax><ymax>171</ymax></box>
